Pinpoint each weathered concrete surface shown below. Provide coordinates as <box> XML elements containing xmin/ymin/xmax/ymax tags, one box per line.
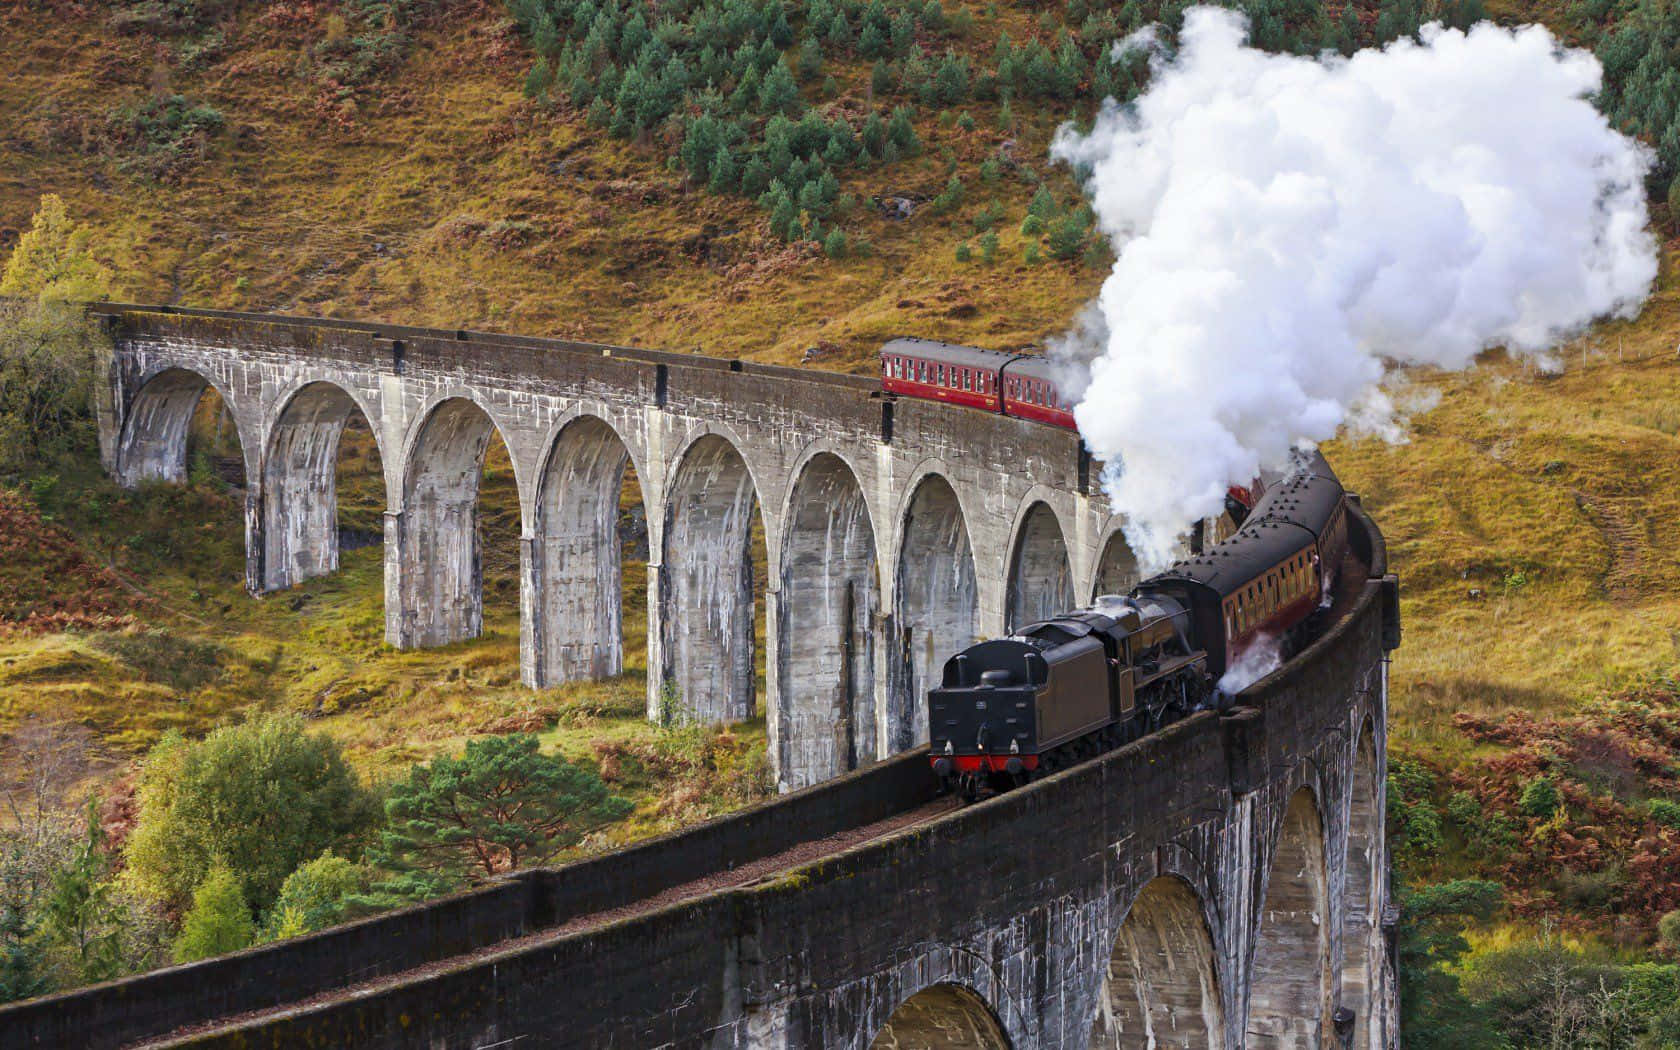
<box><xmin>94</xmin><ymin>305</ymin><xmax>1126</xmax><ymax>791</ymax></box>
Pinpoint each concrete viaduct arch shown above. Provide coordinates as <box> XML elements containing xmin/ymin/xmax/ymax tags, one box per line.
<box><xmin>23</xmin><ymin>304</ymin><xmax>1402</xmax><ymax>1048</ymax></box>
<box><xmin>95</xmin><ymin>306</ymin><xmax>1132</xmax><ymax>792</ymax></box>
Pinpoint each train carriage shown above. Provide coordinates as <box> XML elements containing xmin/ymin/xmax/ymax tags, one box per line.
<box><xmin>879</xmin><ymin>337</ymin><xmax>1013</xmax><ymax>414</ymax></box>
<box><xmin>997</xmin><ymin>354</ymin><xmax>1077</xmax><ymax>429</ymax></box>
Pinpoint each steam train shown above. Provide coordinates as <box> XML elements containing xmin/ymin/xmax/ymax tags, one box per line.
<box><xmin>880</xmin><ymin>336</ymin><xmax>1079</xmax><ymax>428</ymax></box>
<box><xmin>879</xmin><ymin>336</ymin><xmax>1261</xmax><ymax>523</ymax></box>
<box><xmin>926</xmin><ymin>452</ymin><xmax>1351</xmax><ymax>801</ymax></box>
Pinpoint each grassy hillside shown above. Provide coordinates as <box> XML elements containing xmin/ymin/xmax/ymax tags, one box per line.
<box><xmin>9</xmin><ymin>0</ymin><xmax>1680</xmax><ymax>1032</ymax></box>
<box><xmin>0</xmin><ymin>0</ymin><xmax>1110</xmax><ymax>369</ymax></box>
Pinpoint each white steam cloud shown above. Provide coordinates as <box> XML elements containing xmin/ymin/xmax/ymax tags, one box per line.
<box><xmin>1052</xmin><ymin>8</ymin><xmax>1657</xmax><ymax>568</ymax></box>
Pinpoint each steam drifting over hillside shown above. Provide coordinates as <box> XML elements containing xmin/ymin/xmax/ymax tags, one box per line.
<box><xmin>1052</xmin><ymin>8</ymin><xmax>1658</xmax><ymax>567</ymax></box>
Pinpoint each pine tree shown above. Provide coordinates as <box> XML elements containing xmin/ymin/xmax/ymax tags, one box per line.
<box><xmin>768</xmin><ymin>183</ymin><xmax>797</xmax><ymax>237</ymax></box>
<box><xmin>871</xmin><ymin>60</ymin><xmax>894</xmax><ymax>98</ymax></box>
<box><xmin>730</xmin><ymin>64</ymin><xmax>762</xmax><ymax>113</ymax></box>
<box><xmin>796</xmin><ymin>37</ymin><xmax>823</xmax><ymax>81</ymax></box>
<box><xmin>172</xmin><ymin>867</ymin><xmax>254</xmax><ymax>964</ymax></box>
<box><xmin>523</xmin><ymin>57</ymin><xmax>552</xmax><ymax>99</ymax></box>
<box><xmin>887</xmin><ymin>105</ymin><xmax>919</xmax><ymax>153</ymax></box>
<box><xmin>371</xmin><ymin>735</ymin><xmax>632</xmax><ymax>887</ymax></box>
<box><xmin>798</xmin><ymin>175</ymin><xmax>826</xmax><ymax>217</ymax></box>
<box><xmin>682</xmin><ymin>113</ymin><xmax>723</xmax><ymax>181</ymax></box>
<box><xmin>859</xmin><ymin>19</ymin><xmax>888</xmax><ymax>58</ymax></box>
<box><xmin>769</xmin><ymin>7</ymin><xmax>794</xmax><ymax>46</ymax></box>
<box><xmin>0</xmin><ymin>195</ymin><xmax>108</xmax><ymax>302</ymax></box>
<box><xmin>1337</xmin><ymin>4</ymin><xmax>1360</xmax><ymax>55</ymax></box>
<box><xmin>708</xmin><ymin>143</ymin><xmax>739</xmax><ymax>192</ymax></box>
<box><xmin>826</xmin><ymin>10</ymin><xmax>852</xmax><ymax>50</ymax></box>
<box><xmin>933</xmin><ymin>52</ymin><xmax>970</xmax><ymax>104</ymax></box>
<box><xmin>1046</xmin><ymin>205</ymin><xmax>1094</xmax><ymax>260</ymax></box>
<box><xmin>1027</xmin><ymin>184</ymin><xmax>1058</xmax><ymax>220</ymax></box>
<box><xmin>758</xmin><ymin>61</ymin><xmax>802</xmax><ymax>116</ymax></box>
<box><xmin>861</xmin><ymin>112</ymin><xmax>887</xmax><ymax>158</ymax></box>
<box><xmin>978</xmin><ymin>229</ymin><xmax>999</xmax><ymax>264</ymax></box>
<box><xmin>890</xmin><ymin>10</ymin><xmax>916</xmax><ymax>54</ymax></box>
<box><xmin>823</xmin><ymin>123</ymin><xmax>856</xmax><ymax>167</ymax></box>
<box><xmin>817</xmin><ymin>166</ymin><xmax>840</xmax><ymax>205</ymax></box>
<box><xmin>823</xmin><ymin>227</ymin><xmax>848</xmax><ymax>258</ymax></box>
<box><xmin>42</xmin><ymin>806</ymin><xmax>124</xmax><ymax>984</ymax></box>
<box><xmin>740</xmin><ymin>154</ymin><xmax>771</xmax><ymax>195</ymax></box>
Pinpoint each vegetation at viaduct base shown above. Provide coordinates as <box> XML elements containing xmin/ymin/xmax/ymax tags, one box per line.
<box><xmin>5</xmin><ymin>0</ymin><xmax>1680</xmax><ymax>1038</ymax></box>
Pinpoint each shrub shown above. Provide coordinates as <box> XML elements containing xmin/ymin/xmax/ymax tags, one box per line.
<box><xmin>1047</xmin><ymin>206</ymin><xmax>1093</xmax><ymax>260</ymax></box>
<box><xmin>103</xmin><ymin>94</ymin><xmax>224</xmax><ymax>181</ymax></box>
<box><xmin>1519</xmin><ymin>776</ymin><xmax>1561</xmax><ymax>819</ymax></box>
<box><xmin>124</xmin><ymin>714</ymin><xmax>381</xmax><ymax>914</ymax></box>
<box><xmin>260</xmin><ymin>852</ymin><xmax>374</xmax><ymax>942</ymax></box>
<box><xmin>823</xmin><ymin>227</ymin><xmax>848</xmax><ymax>259</ymax></box>
<box><xmin>1389</xmin><ymin>758</ymin><xmax>1445</xmax><ymax>861</ymax></box>
<box><xmin>1660</xmin><ymin>910</ymin><xmax>1680</xmax><ymax>951</ymax></box>
<box><xmin>172</xmin><ymin>866</ymin><xmax>253</xmax><ymax>964</ymax></box>
<box><xmin>1651</xmin><ymin>798</ymin><xmax>1680</xmax><ymax>830</ymax></box>
<box><xmin>930</xmin><ymin>176</ymin><xmax>965</xmax><ymax>215</ymax></box>
<box><xmin>978</xmin><ymin>229</ymin><xmax>998</xmax><ymax>264</ymax></box>
<box><xmin>955</xmin><ymin>241</ymin><xmax>972</xmax><ymax>262</ymax></box>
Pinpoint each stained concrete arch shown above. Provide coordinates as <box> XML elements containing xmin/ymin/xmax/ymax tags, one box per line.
<box><xmin>1088</xmin><ymin>875</ymin><xmax>1223</xmax><ymax>1049</ymax></box>
<box><xmin>258</xmin><ymin>380</ymin><xmax>385</xmax><ymax>593</ymax></box>
<box><xmin>527</xmin><ymin>414</ymin><xmax>640</xmax><ymax>687</ymax></box>
<box><xmin>115</xmin><ymin>367</ymin><xmax>252</xmax><ymax>486</ymax></box>
<box><xmin>889</xmin><ymin>472</ymin><xmax>978</xmax><ymax>753</ymax></box>
<box><xmin>1006</xmin><ymin>501</ymin><xmax>1075</xmax><ymax>630</ymax></box>
<box><xmin>870</xmin><ymin>983</ymin><xmax>1013</xmax><ymax>1050</ymax></box>
<box><xmin>1248</xmin><ymin>788</ymin><xmax>1331</xmax><ymax>1049</ymax></box>
<box><xmin>1091</xmin><ymin>524</ymin><xmax>1141</xmax><ymax>600</ymax></box>
<box><xmin>660</xmin><ymin>432</ymin><xmax>763</xmax><ymax>724</ymax></box>
<box><xmin>1340</xmin><ymin>723</ymin><xmax>1381</xmax><ymax>1050</ymax></box>
<box><xmin>392</xmin><ymin>396</ymin><xmax>518</xmax><ymax>649</ymax></box>
<box><xmin>777</xmin><ymin>451</ymin><xmax>879</xmax><ymax>790</ymax></box>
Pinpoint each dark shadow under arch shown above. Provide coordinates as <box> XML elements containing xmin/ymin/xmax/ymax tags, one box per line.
<box><xmin>1090</xmin><ymin>875</ymin><xmax>1223</xmax><ymax>1049</ymax></box>
<box><xmin>871</xmin><ymin>983</ymin><xmax>1012</xmax><ymax>1050</ymax></box>
<box><xmin>395</xmin><ymin>397</ymin><xmax>514</xmax><ymax>648</ymax></box>
<box><xmin>661</xmin><ymin>433</ymin><xmax>763</xmax><ymax>724</ymax></box>
<box><xmin>777</xmin><ymin>452</ymin><xmax>878</xmax><ymax>789</ymax></box>
<box><xmin>1248</xmin><ymin>788</ymin><xmax>1331</xmax><ymax>1049</ymax></box>
<box><xmin>890</xmin><ymin>473</ymin><xmax>977</xmax><ymax>753</ymax></box>
<box><xmin>260</xmin><ymin>381</ymin><xmax>384</xmax><ymax>592</ymax></box>
<box><xmin>1092</xmin><ymin>528</ymin><xmax>1141</xmax><ymax>601</ymax></box>
<box><xmin>530</xmin><ymin>415</ymin><xmax>643</xmax><ymax>686</ymax></box>
<box><xmin>1340</xmin><ymin>725</ymin><xmax>1381</xmax><ymax>1050</ymax></box>
<box><xmin>1006</xmin><ymin>501</ymin><xmax>1074</xmax><ymax>630</ymax></box>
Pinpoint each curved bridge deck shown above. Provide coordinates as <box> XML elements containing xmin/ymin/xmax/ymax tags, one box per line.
<box><xmin>3</xmin><ymin>505</ymin><xmax>1399</xmax><ymax>1050</ymax></box>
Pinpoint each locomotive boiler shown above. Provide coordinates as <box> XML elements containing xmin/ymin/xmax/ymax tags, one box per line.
<box><xmin>927</xmin><ymin>450</ymin><xmax>1352</xmax><ymax>801</ymax></box>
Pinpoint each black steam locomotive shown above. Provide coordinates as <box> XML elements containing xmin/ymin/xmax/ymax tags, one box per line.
<box><xmin>928</xmin><ymin>452</ymin><xmax>1352</xmax><ymax>801</ymax></box>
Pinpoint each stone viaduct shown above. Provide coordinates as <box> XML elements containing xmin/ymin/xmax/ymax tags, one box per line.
<box><xmin>2</xmin><ymin>305</ymin><xmax>1402</xmax><ymax>1050</ymax></box>
<box><xmin>89</xmin><ymin>304</ymin><xmax>1141</xmax><ymax>791</ymax></box>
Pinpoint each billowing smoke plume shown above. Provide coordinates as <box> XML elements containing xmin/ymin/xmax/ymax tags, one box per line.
<box><xmin>1051</xmin><ymin>8</ymin><xmax>1657</xmax><ymax>568</ymax></box>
